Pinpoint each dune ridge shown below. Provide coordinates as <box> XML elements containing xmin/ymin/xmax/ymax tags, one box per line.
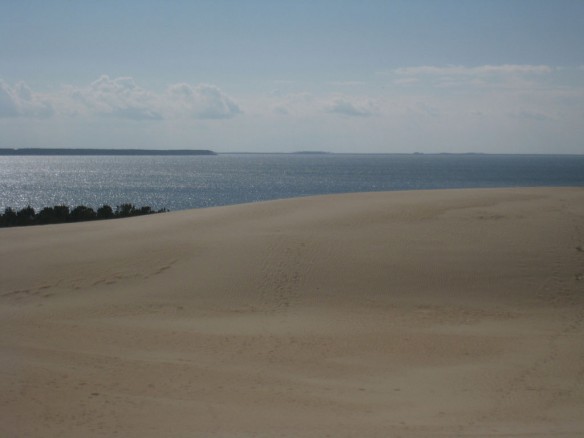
<box><xmin>2</xmin><ymin>188</ymin><xmax>584</xmax><ymax>437</ymax></box>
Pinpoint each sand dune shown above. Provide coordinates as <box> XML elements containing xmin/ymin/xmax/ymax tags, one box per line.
<box><xmin>2</xmin><ymin>188</ymin><xmax>584</xmax><ymax>437</ymax></box>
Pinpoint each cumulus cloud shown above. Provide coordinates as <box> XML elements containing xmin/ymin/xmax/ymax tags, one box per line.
<box><xmin>167</xmin><ymin>83</ymin><xmax>241</xmax><ymax>119</ymax></box>
<box><xmin>325</xmin><ymin>97</ymin><xmax>374</xmax><ymax>117</ymax></box>
<box><xmin>70</xmin><ymin>75</ymin><xmax>162</xmax><ymax>120</ymax></box>
<box><xmin>54</xmin><ymin>76</ymin><xmax>242</xmax><ymax>121</ymax></box>
<box><xmin>0</xmin><ymin>80</ymin><xmax>54</xmax><ymax>118</ymax></box>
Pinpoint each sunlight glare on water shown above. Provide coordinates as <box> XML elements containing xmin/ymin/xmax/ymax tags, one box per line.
<box><xmin>1</xmin><ymin>154</ymin><xmax>584</xmax><ymax>212</ymax></box>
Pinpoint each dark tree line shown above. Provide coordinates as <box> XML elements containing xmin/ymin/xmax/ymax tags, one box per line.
<box><xmin>0</xmin><ymin>203</ymin><xmax>168</xmax><ymax>228</ymax></box>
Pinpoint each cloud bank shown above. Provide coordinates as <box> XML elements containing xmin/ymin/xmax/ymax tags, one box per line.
<box><xmin>0</xmin><ymin>76</ymin><xmax>242</xmax><ymax>121</ymax></box>
<box><xmin>0</xmin><ymin>80</ymin><xmax>54</xmax><ymax>118</ymax></box>
<box><xmin>394</xmin><ymin>64</ymin><xmax>554</xmax><ymax>76</ymax></box>
<box><xmin>1</xmin><ymin>66</ymin><xmax>583</xmax><ymax>154</ymax></box>
<box><xmin>72</xmin><ymin>75</ymin><xmax>163</xmax><ymax>120</ymax></box>
<box><xmin>392</xmin><ymin>64</ymin><xmax>556</xmax><ymax>90</ymax></box>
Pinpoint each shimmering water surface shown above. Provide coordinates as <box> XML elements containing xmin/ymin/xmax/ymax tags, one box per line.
<box><xmin>1</xmin><ymin>154</ymin><xmax>584</xmax><ymax>212</ymax></box>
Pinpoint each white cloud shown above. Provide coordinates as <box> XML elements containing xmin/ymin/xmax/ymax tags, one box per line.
<box><xmin>0</xmin><ymin>82</ymin><xmax>19</xmax><ymax>117</ymax></box>
<box><xmin>167</xmin><ymin>83</ymin><xmax>241</xmax><ymax>119</ymax></box>
<box><xmin>394</xmin><ymin>64</ymin><xmax>554</xmax><ymax>77</ymax></box>
<box><xmin>390</xmin><ymin>65</ymin><xmax>556</xmax><ymax>91</ymax></box>
<box><xmin>324</xmin><ymin>97</ymin><xmax>374</xmax><ymax>117</ymax></box>
<box><xmin>2</xmin><ymin>71</ymin><xmax>583</xmax><ymax>154</ymax></box>
<box><xmin>70</xmin><ymin>75</ymin><xmax>162</xmax><ymax>120</ymax></box>
<box><xmin>264</xmin><ymin>92</ymin><xmax>315</xmax><ymax>117</ymax></box>
<box><xmin>265</xmin><ymin>92</ymin><xmax>377</xmax><ymax>118</ymax></box>
<box><xmin>393</xmin><ymin>77</ymin><xmax>420</xmax><ymax>86</ymax></box>
<box><xmin>10</xmin><ymin>76</ymin><xmax>243</xmax><ymax>122</ymax></box>
<box><xmin>0</xmin><ymin>80</ymin><xmax>54</xmax><ymax>118</ymax></box>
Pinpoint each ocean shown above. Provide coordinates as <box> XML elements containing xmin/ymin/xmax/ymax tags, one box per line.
<box><xmin>1</xmin><ymin>153</ymin><xmax>584</xmax><ymax>212</ymax></box>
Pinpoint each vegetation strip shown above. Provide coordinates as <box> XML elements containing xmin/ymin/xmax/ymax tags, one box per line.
<box><xmin>0</xmin><ymin>204</ymin><xmax>168</xmax><ymax>227</ymax></box>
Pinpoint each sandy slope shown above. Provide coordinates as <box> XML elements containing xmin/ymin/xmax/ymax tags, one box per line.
<box><xmin>1</xmin><ymin>188</ymin><xmax>584</xmax><ymax>437</ymax></box>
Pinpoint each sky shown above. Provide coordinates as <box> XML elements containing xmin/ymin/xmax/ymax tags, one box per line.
<box><xmin>1</xmin><ymin>0</ymin><xmax>584</xmax><ymax>154</ymax></box>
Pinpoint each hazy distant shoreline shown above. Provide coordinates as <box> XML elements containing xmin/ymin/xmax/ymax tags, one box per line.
<box><xmin>0</xmin><ymin>148</ymin><xmax>216</xmax><ymax>156</ymax></box>
<box><xmin>2</xmin><ymin>149</ymin><xmax>583</xmax><ymax>157</ymax></box>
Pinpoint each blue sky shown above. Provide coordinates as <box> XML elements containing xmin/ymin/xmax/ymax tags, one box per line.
<box><xmin>1</xmin><ymin>0</ymin><xmax>583</xmax><ymax>153</ymax></box>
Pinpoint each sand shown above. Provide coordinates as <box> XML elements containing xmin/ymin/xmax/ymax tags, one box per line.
<box><xmin>1</xmin><ymin>187</ymin><xmax>584</xmax><ymax>437</ymax></box>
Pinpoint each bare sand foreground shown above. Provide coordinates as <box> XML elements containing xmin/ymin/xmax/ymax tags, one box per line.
<box><xmin>1</xmin><ymin>188</ymin><xmax>584</xmax><ymax>437</ymax></box>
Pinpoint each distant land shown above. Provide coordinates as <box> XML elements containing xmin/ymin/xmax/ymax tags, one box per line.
<box><xmin>292</xmin><ymin>151</ymin><xmax>330</xmax><ymax>155</ymax></box>
<box><xmin>0</xmin><ymin>148</ymin><xmax>216</xmax><ymax>156</ymax></box>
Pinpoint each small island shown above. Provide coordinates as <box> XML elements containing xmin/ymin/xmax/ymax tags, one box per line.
<box><xmin>292</xmin><ymin>151</ymin><xmax>330</xmax><ymax>155</ymax></box>
<box><xmin>0</xmin><ymin>148</ymin><xmax>216</xmax><ymax>156</ymax></box>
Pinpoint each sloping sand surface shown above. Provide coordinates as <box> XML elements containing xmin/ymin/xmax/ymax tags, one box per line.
<box><xmin>2</xmin><ymin>188</ymin><xmax>584</xmax><ymax>437</ymax></box>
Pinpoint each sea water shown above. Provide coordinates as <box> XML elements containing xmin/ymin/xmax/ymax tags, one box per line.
<box><xmin>1</xmin><ymin>154</ymin><xmax>584</xmax><ymax>212</ymax></box>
